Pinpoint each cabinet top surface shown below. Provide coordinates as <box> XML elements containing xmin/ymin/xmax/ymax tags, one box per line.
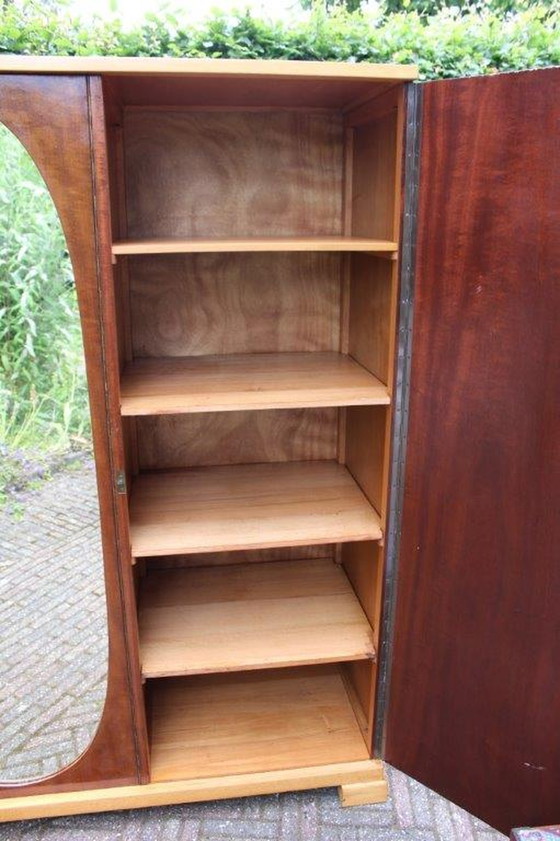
<box><xmin>0</xmin><ymin>55</ymin><xmax>418</xmax><ymax>82</ymax></box>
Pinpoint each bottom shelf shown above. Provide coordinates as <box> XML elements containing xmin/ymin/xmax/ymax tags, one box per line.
<box><xmin>150</xmin><ymin>666</ymin><xmax>370</xmax><ymax>783</ymax></box>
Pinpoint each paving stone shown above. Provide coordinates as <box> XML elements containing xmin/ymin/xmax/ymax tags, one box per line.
<box><xmin>203</xmin><ymin>818</ymin><xmax>278</xmax><ymax>839</ymax></box>
<box><xmin>0</xmin><ymin>464</ymin><xmax>508</xmax><ymax>840</ymax></box>
<box><xmin>358</xmin><ymin>829</ymin><xmax>438</xmax><ymax>841</ymax></box>
<box><xmin>0</xmin><ymin>462</ymin><xmax>106</xmax><ymax>782</ymax></box>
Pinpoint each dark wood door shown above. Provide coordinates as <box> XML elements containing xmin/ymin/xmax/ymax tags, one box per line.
<box><xmin>385</xmin><ymin>68</ymin><xmax>560</xmax><ymax>834</ymax></box>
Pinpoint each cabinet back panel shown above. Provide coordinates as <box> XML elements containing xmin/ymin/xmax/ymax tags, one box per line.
<box><xmin>129</xmin><ymin>253</ymin><xmax>341</xmax><ymax>357</ymax></box>
<box><xmin>136</xmin><ymin>408</ymin><xmax>337</xmax><ymax>470</ymax></box>
<box><xmin>146</xmin><ymin>545</ymin><xmax>334</xmax><ymax>570</ymax></box>
<box><xmin>123</xmin><ymin>109</ymin><xmax>343</xmax><ymax>238</ymax></box>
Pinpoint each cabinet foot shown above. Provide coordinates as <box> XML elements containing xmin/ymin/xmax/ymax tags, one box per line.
<box><xmin>338</xmin><ymin>772</ymin><xmax>388</xmax><ymax>807</ymax></box>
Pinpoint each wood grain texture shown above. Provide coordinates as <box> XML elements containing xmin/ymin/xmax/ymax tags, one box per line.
<box><xmin>128</xmin><ymin>253</ymin><xmax>341</xmax><ymax>357</ymax></box>
<box><xmin>87</xmin><ymin>77</ymin><xmax>150</xmax><ymax>781</ymax></box>
<box><xmin>106</xmin><ymin>78</ymin><xmax>400</xmax><ymax>110</ymax></box>
<box><xmin>104</xmin><ymin>114</ymin><xmax>141</xmax><ymax>480</ymax></box>
<box><xmin>385</xmin><ymin>69</ymin><xmax>560</xmax><ymax>835</ymax></box>
<box><xmin>348</xmin><ymin>256</ymin><xmax>393</xmax><ymax>384</ymax></box>
<box><xmin>121</xmin><ymin>352</ymin><xmax>390</xmax><ymax>415</ymax></box>
<box><xmin>0</xmin><ymin>75</ymin><xmax>143</xmax><ymax>797</ymax></box>
<box><xmin>129</xmin><ymin>461</ymin><xmax>383</xmax><ymax>557</ymax></box>
<box><xmin>342</xmin><ymin>541</ymin><xmax>383</xmax><ymax>632</ymax></box>
<box><xmin>123</xmin><ymin>110</ymin><xmax>343</xmax><ymax>239</ymax></box>
<box><xmin>341</xmin><ymin>541</ymin><xmax>385</xmax><ymax>748</ymax></box>
<box><xmin>345</xmin><ymin>406</ymin><xmax>387</xmax><ymax>516</ymax></box>
<box><xmin>146</xmin><ymin>545</ymin><xmax>334</xmax><ymax>570</ymax></box>
<box><xmin>136</xmin><ymin>408</ymin><xmax>337</xmax><ymax>470</ymax></box>
<box><xmin>138</xmin><ymin>559</ymin><xmax>375</xmax><ymax>677</ymax></box>
<box><xmin>0</xmin><ymin>55</ymin><xmax>418</xmax><ymax>82</ymax></box>
<box><xmin>344</xmin><ymin>85</ymin><xmax>401</xmax><ymax>127</ymax></box>
<box><xmin>351</xmin><ymin>111</ymin><xmax>398</xmax><ymax>242</ymax></box>
<box><xmin>0</xmin><ymin>760</ymin><xmax>385</xmax><ymax>822</ymax></box>
<box><xmin>149</xmin><ymin>667</ymin><xmax>370</xmax><ymax>782</ymax></box>
<box><xmin>338</xmin><ymin>777</ymin><xmax>389</xmax><ymax>806</ymax></box>
<box><xmin>113</xmin><ymin>237</ymin><xmax>398</xmax><ymax>255</ymax></box>
<box><xmin>338</xmin><ymin>774</ymin><xmax>388</xmax><ymax>806</ymax></box>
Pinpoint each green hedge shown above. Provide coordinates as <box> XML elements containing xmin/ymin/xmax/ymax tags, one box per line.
<box><xmin>0</xmin><ymin>2</ymin><xmax>559</xmax><ymax>79</ymax></box>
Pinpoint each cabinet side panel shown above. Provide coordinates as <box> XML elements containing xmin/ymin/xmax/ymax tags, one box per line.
<box><xmin>344</xmin><ymin>406</ymin><xmax>387</xmax><ymax>517</ymax></box>
<box><xmin>0</xmin><ymin>75</ymin><xmax>145</xmax><ymax>796</ymax></box>
<box><xmin>350</xmin><ymin>110</ymin><xmax>398</xmax><ymax>241</ymax></box>
<box><xmin>348</xmin><ymin>255</ymin><xmax>393</xmax><ymax>384</ymax></box>
<box><xmin>385</xmin><ymin>69</ymin><xmax>560</xmax><ymax>834</ymax></box>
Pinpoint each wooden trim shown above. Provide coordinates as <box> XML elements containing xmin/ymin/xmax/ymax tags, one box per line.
<box><xmin>0</xmin><ymin>56</ymin><xmax>418</xmax><ymax>81</ymax></box>
<box><xmin>0</xmin><ymin>760</ymin><xmax>385</xmax><ymax>822</ymax></box>
<box><xmin>87</xmin><ymin>76</ymin><xmax>150</xmax><ymax>782</ymax></box>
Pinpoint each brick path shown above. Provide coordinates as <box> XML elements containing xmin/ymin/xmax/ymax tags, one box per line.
<box><xmin>0</xmin><ymin>460</ymin><xmax>107</xmax><ymax>782</ymax></box>
<box><xmin>0</xmin><ymin>463</ymin><xmax>506</xmax><ymax>840</ymax></box>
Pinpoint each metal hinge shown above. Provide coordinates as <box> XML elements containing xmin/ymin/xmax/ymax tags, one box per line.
<box><xmin>115</xmin><ymin>470</ymin><xmax>127</xmax><ymax>495</ymax></box>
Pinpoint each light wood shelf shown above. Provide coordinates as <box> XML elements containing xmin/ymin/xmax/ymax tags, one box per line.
<box><xmin>139</xmin><ymin>558</ymin><xmax>375</xmax><ymax>678</ymax></box>
<box><xmin>129</xmin><ymin>461</ymin><xmax>383</xmax><ymax>558</ymax></box>
<box><xmin>120</xmin><ymin>352</ymin><xmax>390</xmax><ymax>416</ymax></box>
<box><xmin>112</xmin><ymin>236</ymin><xmax>398</xmax><ymax>256</ymax></box>
<box><xmin>150</xmin><ymin>666</ymin><xmax>370</xmax><ymax>783</ymax></box>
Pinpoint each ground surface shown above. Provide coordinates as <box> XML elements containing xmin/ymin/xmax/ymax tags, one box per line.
<box><xmin>0</xmin><ymin>463</ymin><xmax>506</xmax><ymax>840</ymax></box>
<box><xmin>0</xmin><ymin>460</ymin><xmax>106</xmax><ymax>782</ymax></box>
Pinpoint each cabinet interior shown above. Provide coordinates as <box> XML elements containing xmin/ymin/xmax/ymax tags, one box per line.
<box><xmin>104</xmin><ymin>72</ymin><xmax>404</xmax><ymax>783</ymax></box>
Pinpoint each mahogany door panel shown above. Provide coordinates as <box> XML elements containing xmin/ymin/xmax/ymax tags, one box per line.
<box><xmin>385</xmin><ymin>68</ymin><xmax>560</xmax><ymax>834</ymax></box>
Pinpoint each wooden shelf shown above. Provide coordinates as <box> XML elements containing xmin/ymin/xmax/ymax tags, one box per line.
<box><xmin>139</xmin><ymin>558</ymin><xmax>375</xmax><ymax>678</ymax></box>
<box><xmin>112</xmin><ymin>236</ymin><xmax>398</xmax><ymax>256</ymax></box>
<box><xmin>120</xmin><ymin>352</ymin><xmax>390</xmax><ymax>416</ymax></box>
<box><xmin>150</xmin><ymin>666</ymin><xmax>370</xmax><ymax>783</ymax></box>
<box><xmin>129</xmin><ymin>461</ymin><xmax>382</xmax><ymax>557</ymax></box>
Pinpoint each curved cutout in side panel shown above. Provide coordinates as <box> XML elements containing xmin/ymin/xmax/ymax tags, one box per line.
<box><xmin>0</xmin><ymin>75</ymin><xmax>145</xmax><ymax>798</ymax></box>
<box><xmin>0</xmin><ymin>125</ymin><xmax>108</xmax><ymax>782</ymax></box>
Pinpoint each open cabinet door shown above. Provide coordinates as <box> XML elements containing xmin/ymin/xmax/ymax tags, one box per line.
<box><xmin>384</xmin><ymin>68</ymin><xmax>560</xmax><ymax>834</ymax></box>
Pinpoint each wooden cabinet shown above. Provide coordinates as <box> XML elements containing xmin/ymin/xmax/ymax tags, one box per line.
<box><xmin>105</xmin><ymin>57</ymin><xmax>407</xmax><ymax>807</ymax></box>
<box><xmin>0</xmin><ymin>58</ymin><xmax>558</xmax><ymax>836</ymax></box>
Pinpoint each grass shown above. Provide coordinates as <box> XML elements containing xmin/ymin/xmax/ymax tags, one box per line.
<box><xmin>0</xmin><ymin>123</ymin><xmax>92</xmax><ymax>506</ymax></box>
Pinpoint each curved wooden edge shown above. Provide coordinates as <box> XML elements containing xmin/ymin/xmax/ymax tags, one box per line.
<box><xmin>0</xmin><ymin>760</ymin><xmax>387</xmax><ymax>822</ymax></box>
<box><xmin>0</xmin><ymin>74</ymin><xmax>144</xmax><ymax>797</ymax></box>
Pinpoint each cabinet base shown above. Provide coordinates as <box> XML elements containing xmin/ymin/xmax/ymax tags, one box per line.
<box><xmin>0</xmin><ymin>759</ymin><xmax>387</xmax><ymax>822</ymax></box>
<box><xmin>338</xmin><ymin>775</ymin><xmax>388</xmax><ymax>807</ymax></box>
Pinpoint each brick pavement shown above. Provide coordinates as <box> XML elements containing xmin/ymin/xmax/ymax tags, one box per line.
<box><xmin>0</xmin><ymin>459</ymin><xmax>106</xmax><ymax>782</ymax></box>
<box><xmin>0</xmin><ymin>462</ymin><xmax>506</xmax><ymax>840</ymax></box>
